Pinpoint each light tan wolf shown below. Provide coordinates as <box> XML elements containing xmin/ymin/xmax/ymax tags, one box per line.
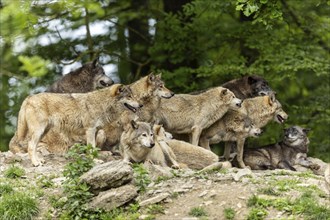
<box><xmin>154</xmin><ymin>87</ymin><xmax>242</xmax><ymax>146</ymax></box>
<box><xmin>130</xmin><ymin>73</ymin><xmax>174</xmax><ymax>122</ymax></box>
<box><xmin>14</xmin><ymin>84</ymin><xmax>141</xmax><ymax>166</ymax></box>
<box><xmin>200</xmin><ymin>94</ymin><xmax>288</xmax><ymax>168</ymax></box>
<box><xmin>99</xmin><ymin>73</ymin><xmax>174</xmax><ymax>150</ymax></box>
<box><xmin>119</xmin><ymin>121</ymin><xmax>180</xmax><ymax>168</ymax></box>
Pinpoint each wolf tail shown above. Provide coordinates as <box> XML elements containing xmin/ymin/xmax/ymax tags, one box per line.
<box><xmin>15</xmin><ymin>100</ymin><xmax>29</xmax><ymax>143</ymax></box>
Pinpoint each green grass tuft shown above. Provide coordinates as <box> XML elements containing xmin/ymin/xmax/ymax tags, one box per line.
<box><xmin>224</xmin><ymin>207</ymin><xmax>236</xmax><ymax>220</ymax></box>
<box><xmin>247</xmin><ymin>207</ymin><xmax>268</xmax><ymax>220</ymax></box>
<box><xmin>188</xmin><ymin>207</ymin><xmax>208</xmax><ymax>217</ymax></box>
<box><xmin>4</xmin><ymin>165</ymin><xmax>25</xmax><ymax>178</ymax></box>
<box><xmin>0</xmin><ymin>183</ymin><xmax>13</xmax><ymax>196</ymax></box>
<box><xmin>0</xmin><ymin>192</ymin><xmax>39</xmax><ymax>220</ymax></box>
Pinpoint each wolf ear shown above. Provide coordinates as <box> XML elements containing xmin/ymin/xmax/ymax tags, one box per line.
<box><xmin>303</xmin><ymin>128</ymin><xmax>311</xmax><ymax>134</ymax></box>
<box><xmin>221</xmin><ymin>89</ymin><xmax>228</xmax><ymax>96</ymax></box>
<box><xmin>148</xmin><ymin>73</ymin><xmax>155</xmax><ymax>83</ymax></box>
<box><xmin>153</xmin><ymin>124</ymin><xmax>161</xmax><ymax>135</ymax></box>
<box><xmin>156</xmin><ymin>73</ymin><xmax>162</xmax><ymax>79</ymax></box>
<box><xmin>92</xmin><ymin>57</ymin><xmax>100</xmax><ymax>68</ymax></box>
<box><xmin>110</xmin><ymin>84</ymin><xmax>123</xmax><ymax>96</ymax></box>
<box><xmin>131</xmin><ymin>120</ymin><xmax>138</xmax><ymax>129</ymax></box>
<box><xmin>247</xmin><ymin>76</ymin><xmax>258</xmax><ymax>85</ymax></box>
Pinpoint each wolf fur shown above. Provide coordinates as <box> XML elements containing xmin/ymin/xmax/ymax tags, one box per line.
<box><xmin>166</xmin><ymin>139</ymin><xmax>219</xmax><ymax>170</ymax></box>
<box><xmin>239</xmin><ymin>126</ymin><xmax>320</xmax><ymax>171</ymax></box>
<box><xmin>200</xmin><ymin>95</ymin><xmax>288</xmax><ymax>168</ymax></box>
<box><xmin>47</xmin><ymin>59</ymin><xmax>113</xmax><ymax>93</ymax></box>
<box><xmin>154</xmin><ymin>87</ymin><xmax>242</xmax><ymax>146</ymax></box>
<box><xmin>14</xmin><ymin>84</ymin><xmax>140</xmax><ymax>166</ymax></box>
<box><xmin>130</xmin><ymin>73</ymin><xmax>174</xmax><ymax>122</ymax></box>
<box><xmin>222</xmin><ymin>75</ymin><xmax>273</xmax><ymax>99</ymax></box>
<box><xmin>97</xmin><ymin>73</ymin><xmax>174</xmax><ymax>150</ymax></box>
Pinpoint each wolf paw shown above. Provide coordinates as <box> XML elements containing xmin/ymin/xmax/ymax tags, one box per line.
<box><xmin>310</xmin><ymin>164</ymin><xmax>320</xmax><ymax>170</ymax></box>
<box><xmin>32</xmin><ymin>157</ymin><xmax>45</xmax><ymax>167</ymax></box>
<box><xmin>171</xmin><ymin>164</ymin><xmax>180</xmax><ymax>169</ymax></box>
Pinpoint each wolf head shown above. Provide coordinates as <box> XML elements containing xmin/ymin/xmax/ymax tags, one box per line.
<box><xmin>147</xmin><ymin>73</ymin><xmax>174</xmax><ymax>99</ymax></box>
<box><xmin>110</xmin><ymin>84</ymin><xmax>142</xmax><ymax>113</ymax></box>
<box><xmin>87</xmin><ymin>58</ymin><xmax>114</xmax><ymax>90</ymax></box>
<box><xmin>218</xmin><ymin>87</ymin><xmax>242</xmax><ymax>109</ymax></box>
<box><xmin>243</xmin><ymin>117</ymin><xmax>263</xmax><ymax>137</ymax></box>
<box><xmin>129</xmin><ymin>120</ymin><xmax>155</xmax><ymax>148</ymax></box>
<box><xmin>266</xmin><ymin>94</ymin><xmax>288</xmax><ymax>124</ymax></box>
<box><xmin>153</xmin><ymin>124</ymin><xmax>173</xmax><ymax>141</ymax></box>
<box><xmin>283</xmin><ymin>126</ymin><xmax>310</xmax><ymax>152</ymax></box>
<box><xmin>247</xmin><ymin>75</ymin><xmax>273</xmax><ymax>97</ymax></box>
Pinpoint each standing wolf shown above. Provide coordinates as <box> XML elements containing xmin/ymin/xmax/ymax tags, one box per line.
<box><xmin>46</xmin><ymin>59</ymin><xmax>113</xmax><ymax>93</ymax></box>
<box><xmin>239</xmin><ymin>126</ymin><xmax>320</xmax><ymax>171</ymax></box>
<box><xmin>154</xmin><ymin>87</ymin><xmax>242</xmax><ymax>146</ymax></box>
<box><xmin>14</xmin><ymin>84</ymin><xmax>140</xmax><ymax>166</ymax></box>
<box><xmin>200</xmin><ymin>95</ymin><xmax>288</xmax><ymax>168</ymax></box>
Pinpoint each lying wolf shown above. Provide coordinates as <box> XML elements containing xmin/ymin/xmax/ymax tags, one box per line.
<box><xmin>154</xmin><ymin>87</ymin><xmax>242</xmax><ymax>146</ymax></box>
<box><xmin>200</xmin><ymin>95</ymin><xmax>288</xmax><ymax>168</ymax></box>
<box><xmin>14</xmin><ymin>84</ymin><xmax>140</xmax><ymax>166</ymax></box>
<box><xmin>222</xmin><ymin>75</ymin><xmax>273</xmax><ymax>99</ymax></box>
<box><xmin>119</xmin><ymin>121</ymin><xmax>180</xmax><ymax>168</ymax></box>
<box><xmin>239</xmin><ymin>126</ymin><xmax>320</xmax><ymax>171</ymax></box>
<box><xmin>47</xmin><ymin>59</ymin><xmax>113</xmax><ymax>93</ymax></box>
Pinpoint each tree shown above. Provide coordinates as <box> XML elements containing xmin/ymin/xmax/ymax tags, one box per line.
<box><xmin>0</xmin><ymin>0</ymin><xmax>329</xmax><ymax>161</ymax></box>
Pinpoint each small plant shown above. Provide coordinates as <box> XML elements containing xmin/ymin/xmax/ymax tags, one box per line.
<box><xmin>0</xmin><ymin>192</ymin><xmax>39</xmax><ymax>220</ymax></box>
<box><xmin>37</xmin><ymin>175</ymin><xmax>54</xmax><ymax>188</ymax></box>
<box><xmin>4</xmin><ymin>165</ymin><xmax>25</xmax><ymax>178</ymax></box>
<box><xmin>146</xmin><ymin>204</ymin><xmax>165</xmax><ymax>215</ymax></box>
<box><xmin>188</xmin><ymin>207</ymin><xmax>208</xmax><ymax>217</ymax></box>
<box><xmin>0</xmin><ymin>183</ymin><xmax>13</xmax><ymax>196</ymax></box>
<box><xmin>257</xmin><ymin>187</ymin><xmax>280</xmax><ymax>196</ymax></box>
<box><xmin>247</xmin><ymin>195</ymin><xmax>270</xmax><ymax>208</ymax></box>
<box><xmin>246</xmin><ymin>207</ymin><xmax>268</xmax><ymax>220</ymax></box>
<box><xmin>59</xmin><ymin>144</ymin><xmax>101</xmax><ymax>219</ymax></box>
<box><xmin>132</xmin><ymin>163</ymin><xmax>151</xmax><ymax>193</ymax></box>
<box><xmin>224</xmin><ymin>207</ymin><xmax>236</xmax><ymax>220</ymax></box>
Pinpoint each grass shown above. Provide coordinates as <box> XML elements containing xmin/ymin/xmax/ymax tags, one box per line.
<box><xmin>188</xmin><ymin>207</ymin><xmax>208</xmax><ymax>217</ymax></box>
<box><xmin>4</xmin><ymin>165</ymin><xmax>25</xmax><ymax>178</ymax></box>
<box><xmin>224</xmin><ymin>207</ymin><xmax>236</xmax><ymax>220</ymax></box>
<box><xmin>0</xmin><ymin>183</ymin><xmax>13</xmax><ymax>196</ymax></box>
<box><xmin>0</xmin><ymin>191</ymin><xmax>39</xmax><ymax>220</ymax></box>
<box><xmin>257</xmin><ymin>187</ymin><xmax>281</xmax><ymax>196</ymax></box>
<box><xmin>246</xmin><ymin>207</ymin><xmax>268</xmax><ymax>220</ymax></box>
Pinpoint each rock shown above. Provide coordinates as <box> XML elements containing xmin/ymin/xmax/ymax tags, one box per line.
<box><xmin>139</xmin><ymin>192</ymin><xmax>170</xmax><ymax>206</ymax></box>
<box><xmin>143</xmin><ymin>162</ymin><xmax>173</xmax><ymax>181</ymax></box>
<box><xmin>232</xmin><ymin>168</ymin><xmax>254</xmax><ymax>182</ymax></box>
<box><xmin>89</xmin><ymin>184</ymin><xmax>138</xmax><ymax>211</ymax></box>
<box><xmin>80</xmin><ymin>160</ymin><xmax>133</xmax><ymax>192</ymax></box>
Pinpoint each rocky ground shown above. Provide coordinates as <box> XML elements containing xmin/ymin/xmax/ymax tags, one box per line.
<box><xmin>0</xmin><ymin>150</ymin><xmax>329</xmax><ymax>220</ymax></box>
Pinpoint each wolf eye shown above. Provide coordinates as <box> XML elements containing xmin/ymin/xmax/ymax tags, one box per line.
<box><xmin>150</xmin><ymin>133</ymin><xmax>154</xmax><ymax>137</ymax></box>
<box><xmin>142</xmin><ymin>133</ymin><xmax>147</xmax><ymax>137</ymax></box>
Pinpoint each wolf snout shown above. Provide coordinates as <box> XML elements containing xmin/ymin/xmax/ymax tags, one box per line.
<box><xmin>100</xmin><ymin>79</ymin><xmax>113</xmax><ymax>87</ymax></box>
<box><xmin>256</xmin><ymin>130</ymin><xmax>263</xmax><ymax>136</ymax></box>
<box><xmin>236</xmin><ymin>100</ymin><xmax>242</xmax><ymax>108</ymax></box>
<box><xmin>150</xmin><ymin>142</ymin><xmax>155</xmax><ymax>148</ymax></box>
<box><xmin>139</xmin><ymin>104</ymin><xmax>144</xmax><ymax>108</ymax></box>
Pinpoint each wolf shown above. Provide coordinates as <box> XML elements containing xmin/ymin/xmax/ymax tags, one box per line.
<box><xmin>239</xmin><ymin>126</ymin><xmax>320</xmax><ymax>171</ymax></box>
<box><xmin>46</xmin><ymin>59</ymin><xmax>113</xmax><ymax>93</ymax></box>
<box><xmin>97</xmin><ymin>73</ymin><xmax>174</xmax><ymax>151</ymax></box>
<box><xmin>222</xmin><ymin>75</ymin><xmax>273</xmax><ymax>99</ymax></box>
<box><xmin>129</xmin><ymin>73</ymin><xmax>174</xmax><ymax>122</ymax></box>
<box><xmin>154</xmin><ymin>87</ymin><xmax>242</xmax><ymax>146</ymax></box>
<box><xmin>14</xmin><ymin>84</ymin><xmax>141</xmax><ymax>166</ymax></box>
<box><xmin>200</xmin><ymin>94</ymin><xmax>288</xmax><ymax>168</ymax></box>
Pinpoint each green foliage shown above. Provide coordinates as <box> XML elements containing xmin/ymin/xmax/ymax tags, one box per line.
<box><xmin>247</xmin><ymin>207</ymin><xmax>268</xmax><ymax>220</ymax></box>
<box><xmin>132</xmin><ymin>163</ymin><xmax>151</xmax><ymax>193</ymax></box>
<box><xmin>146</xmin><ymin>204</ymin><xmax>165</xmax><ymax>215</ymax></box>
<box><xmin>0</xmin><ymin>183</ymin><xmax>13</xmax><ymax>196</ymax></box>
<box><xmin>4</xmin><ymin>165</ymin><xmax>25</xmax><ymax>179</ymax></box>
<box><xmin>0</xmin><ymin>192</ymin><xmax>39</xmax><ymax>220</ymax></box>
<box><xmin>18</xmin><ymin>55</ymin><xmax>51</xmax><ymax>77</ymax></box>
<box><xmin>59</xmin><ymin>144</ymin><xmax>101</xmax><ymax>219</ymax></box>
<box><xmin>224</xmin><ymin>207</ymin><xmax>236</xmax><ymax>220</ymax></box>
<box><xmin>188</xmin><ymin>207</ymin><xmax>208</xmax><ymax>217</ymax></box>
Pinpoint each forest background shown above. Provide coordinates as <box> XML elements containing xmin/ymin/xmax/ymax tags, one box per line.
<box><xmin>0</xmin><ymin>0</ymin><xmax>329</xmax><ymax>162</ymax></box>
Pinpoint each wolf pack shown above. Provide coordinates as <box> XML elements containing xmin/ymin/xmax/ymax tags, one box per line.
<box><xmin>9</xmin><ymin>59</ymin><xmax>326</xmax><ymax>176</ymax></box>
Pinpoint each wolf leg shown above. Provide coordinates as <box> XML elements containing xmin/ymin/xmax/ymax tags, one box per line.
<box><xmin>28</xmin><ymin>127</ymin><xmax>47</xmax><ymax>166</ymax></box>
<box><xmin>223</xmin><ymin>142</ymin><xmax>234</xmax><ymax>161</ymax></box>
<box><xmin>191</xmin><ymin>126</ymin><xmax>202</xmax><ymax>146</ymax></box>
<box><xmin>159</xmin><ymin>141</ymin><xmax>180</xmax><ymax>169</ymax></box>
<box><xmin>86</xmin><ymin>127</ymin><xmax>97</xmax><ymax>147</ymax></box>
<box><xmin>236</xmin><ymin>138</ymin><xmax>247</xmax><ymax>168</ymax></box>
<box><xmin>278</xmin><ymin>160</ymin><xmax>296</xmax><ymax>171</ymax></box>
<box><xmin>199</xmin><ymin>137</ymin><xmax>211</xmax><ymax>150</ymax></box>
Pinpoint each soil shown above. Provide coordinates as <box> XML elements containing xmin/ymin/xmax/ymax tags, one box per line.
<box><xmin>0</xmin><ymin>151</ymin><xmax>329</xmax><ymax>220</ymax></box>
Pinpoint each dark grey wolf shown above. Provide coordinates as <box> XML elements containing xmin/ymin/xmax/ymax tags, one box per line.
<box><xmin>222</xmin><ymin>75</ymin><xmax>274</xmax><ymax>99</ymax></box>
<box><xmin>14</xmin><ymin>84</ymin><xmax>140</xmax><ymax>166</ymax></box>
<box><xmin>238</xmin><ymin>126</ymin><xmax>320</xmax><ymax>171</ymax></box>
<box><xmin>46</xmin><ymin>59</ymin><xmax>113</xmax><ymax>93</ymax></box>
